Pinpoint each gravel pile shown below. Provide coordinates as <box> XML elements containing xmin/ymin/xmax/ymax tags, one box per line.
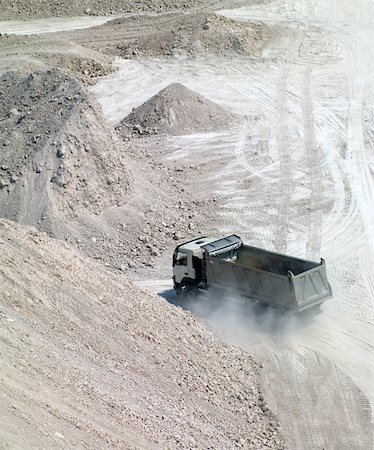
<box><xmin>95</xmin><ymin>12</ymin><xmax>269</xmax><ymax>59</ymax></box>
<box><xmin>117</xmin><ymin>82</ymin><xmax>235</xmax><ymax>137</ymax></box>
<box><xmin>0</xmin><ymin>219</ymin><xmax>285</xmax><ymax>449</ymax></box>
<box><xmin>0</xmin><ymin>69</ymin><xmax>129</xmax><ymax>237</ymax></box>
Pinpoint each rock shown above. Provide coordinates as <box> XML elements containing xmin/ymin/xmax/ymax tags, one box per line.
<box><xmin>143</xmin><ymin>260</ymin><xmax>154</xmax><ymax>267</ymax></box>
<box><xmin>0</xmin><ymin>178</ymin><xmax>8</xmax><ymax>188</ymax></box>
<box><xmin>56</xmin><ymin>147</ymin><xmax>65</xmax><ymax>157</ymax></box>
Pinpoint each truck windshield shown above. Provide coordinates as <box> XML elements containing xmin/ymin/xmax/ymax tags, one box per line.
<box><xmin>175</xmin><ymin>252</ymin><xmax>188</xmax><ymax>266</ymax></box>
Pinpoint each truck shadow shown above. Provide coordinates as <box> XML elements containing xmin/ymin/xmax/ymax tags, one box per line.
<box><xmin>158</xmin><ymin>289</ymin><xmax>178</xmax><ymax>303</ymax></box>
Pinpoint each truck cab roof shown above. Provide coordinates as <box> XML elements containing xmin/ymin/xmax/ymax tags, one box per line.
<box><xmin>177</xmin><ymin>237</ymin><xmax>217</xmax><ymax>254</ymax></box>
<box><xmin>176</xmin><ymin>235</ymin><xmax>243</xmax><ymax>259</ymax></box>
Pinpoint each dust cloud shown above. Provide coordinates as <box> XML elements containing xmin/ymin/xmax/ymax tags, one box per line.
<box><xmin>181</xmin><ymin>289</ymin><xmax>301</xmax><ymax>345</ymax></box>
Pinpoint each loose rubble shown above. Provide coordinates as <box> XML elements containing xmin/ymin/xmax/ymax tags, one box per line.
<box><xmin>0</xmin><ymin>1</ymin><xmax>373</xmax><ymax>449</ymax></box>
<box><xmin>0</xmin><ymin>219</ymin><xmax>285</xmax><ymax>449</ymax></box>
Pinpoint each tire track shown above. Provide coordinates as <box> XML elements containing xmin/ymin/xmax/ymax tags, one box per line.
<box><xmin>300</xmin><ymin>65</ymin><xmax>323</xmax><ymax>259</ymax></box>
<box><xmin>343</xmin><ymin>27</ymin><xmax>374</xmax><ymax>320</ymax></box>
<box><xmin>305</xmin><ymin>0</ymin><xmax>315</xmax><ymax>18</ymax></box>
<box><xmin>275</xmin><ymin>62</ymin><xmax>293</xmax><ymax>252</ymax></box>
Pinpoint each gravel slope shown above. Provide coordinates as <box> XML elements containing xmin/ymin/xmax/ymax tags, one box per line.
<box><xmin>0</xmin><ymin>69</ymin><xmax>129</xmax><ymax>238</ymax></box>
<box><xmin>0</xmin><ymin>219</ymin><xmax>285</xmax><ymax>449</ymax></box>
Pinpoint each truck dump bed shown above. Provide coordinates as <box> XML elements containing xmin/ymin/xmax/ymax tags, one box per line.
<box><xmin>203</xmin><ymin>238</ymin><xmax>332</xmax><ymax>313</ymax></box>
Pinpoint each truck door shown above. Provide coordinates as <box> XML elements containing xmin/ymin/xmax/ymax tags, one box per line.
<box><xmin>173</xmin><ymin>250</ymin><xmax>196</xmax><ymax>284</ymax></box>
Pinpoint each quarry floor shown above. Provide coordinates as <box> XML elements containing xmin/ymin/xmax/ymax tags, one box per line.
<box><xmin>1</xmin><ymin>0</ymin><xmax>374</xmax><ymax>448</ymax></box>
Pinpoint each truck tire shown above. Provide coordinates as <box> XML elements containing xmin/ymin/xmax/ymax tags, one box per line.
<box><xmin>182</xmin><ymin>285</ymin><xmax>198</xmax><ymax>301</ymax></box>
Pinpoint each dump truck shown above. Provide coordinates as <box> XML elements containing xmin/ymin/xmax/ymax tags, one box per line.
<box><xmin>172</xmin><ymin>235</ymin><xmax>332</xmax><ymax>314</ymax></box>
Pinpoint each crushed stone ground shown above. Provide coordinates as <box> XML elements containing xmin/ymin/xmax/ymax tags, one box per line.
<box><xmin>0</xmin><ymin>219</ymin><xmax>285</xmax><ymax>450</ymax></box>
<box><xmin>0</xmin><ymin>35</ymin><xmax>115</xmax><ymax>85</ymax></box>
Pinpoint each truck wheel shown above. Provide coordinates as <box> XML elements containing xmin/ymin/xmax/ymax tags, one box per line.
<box><xmin>183</xmin><ymin>285</ymin><xmax>198</xmax><ymax>301</ymax></box>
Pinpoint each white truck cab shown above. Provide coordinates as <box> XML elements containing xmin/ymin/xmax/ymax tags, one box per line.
<box><xmin>172</xmin><ymin>237</ymin><xmax>216</xmax><ymax>294</ymax></box>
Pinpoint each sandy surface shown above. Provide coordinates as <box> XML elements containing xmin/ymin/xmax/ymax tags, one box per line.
<box><xmin>93</xmin><ymin>0</ymin><xmax>374</xmax><ymax>397</ymax></box>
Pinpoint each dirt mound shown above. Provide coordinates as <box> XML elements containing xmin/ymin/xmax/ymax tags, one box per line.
<box><xmin>117</xmin><ymin>82</ymin><xmax>235</xmax><ymax>136</ymax></box>
<box><xmin>0</xmin><ymin>219</ymin><xmax>285</xmax><ymax>449</ymax></box>
<box><xmin>83</xmin><ymin>12</ymin><xmax>270</xmax><ymax>59</ymax></box>
<box><xmin>0</xmin><ymin>69</ymin><xmax>129</xmax><ymax>237</ymax></box>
